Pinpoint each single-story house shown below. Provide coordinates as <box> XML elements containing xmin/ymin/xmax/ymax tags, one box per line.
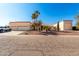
<box><xmin>53</xmin><ymin>20</ymin><xmax>72</xmax><ymax>31</ymax></box>
<box><xmin>9</xmin><ymin>21</ymin><xmax>32</xmax><ymax>31</ymax></box>
<box><xmin>9</xmin><ymin>20</ymin><xmax>72</xmax><ymax>31</ymax></box>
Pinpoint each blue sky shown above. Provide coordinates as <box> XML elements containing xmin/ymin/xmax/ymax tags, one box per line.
<box><xmin>0</xmin><ymin>3</ymin><xmax>79</xmax><ymax>26</ymax></box>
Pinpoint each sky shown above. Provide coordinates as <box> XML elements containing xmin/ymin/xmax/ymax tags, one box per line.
<box><xmin>0</xmin><ymin>3</ymin><xmax>79</xmax><ymax>26</ymax></box>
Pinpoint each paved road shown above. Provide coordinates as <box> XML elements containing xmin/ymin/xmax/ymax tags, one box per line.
<box><xmin>0</xmin><ymin>35</ymin><xmax>79</xmax><ymax>56</ymax></box>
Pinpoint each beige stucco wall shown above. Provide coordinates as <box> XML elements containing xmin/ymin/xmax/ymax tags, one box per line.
<box><xmin>64</xmin><ymin>20</ymin><xmax>72</xmax><ymax>30</ymax></box>
<box><xmin>9</xmin><ymin>22</ymin><xmax>32</xmax><ymax>31</ymax></box>
<box><xmin>59</xmin><ymin>21</ymin><xmax>64</xmax><ymax>31</ymax></box>
<box><xmin>10</xmin><ymin>22</ymin><xmax>31</xmax><ymax>27</ymax></box>
<box><xmin>53</xmin><ymin>20</ymin><xmax>72</xmax><ymax>31</ymax></box>
<box><xmin>53</xmin><ymin>24</ymin><xmax>57</xmax><ymax>30</ymax></box>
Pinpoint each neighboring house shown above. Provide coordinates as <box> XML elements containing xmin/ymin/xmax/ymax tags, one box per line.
<box><xmin>53</xmin><ymin>20</ymin><xmax>72</xmax><ymax>31</ymax></box>
<box><xmin>9</xmin><ymin>21</ymin><xmax>32</xmax><ymax>31</ymax></box>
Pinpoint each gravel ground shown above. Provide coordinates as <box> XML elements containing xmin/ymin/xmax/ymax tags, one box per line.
<box><xmin>19</xmin><ymin>31</ymin><xmax>79</xmax><ymax>35</ymax></box>
<box><xmin>0</xmin><ymin>35</ymin><xmax>79</xmax><ymax>56</ymax></box>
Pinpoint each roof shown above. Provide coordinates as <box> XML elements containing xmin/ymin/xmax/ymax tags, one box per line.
<box><xmin>9</xmin><ymin>21</ymin><xmax>31</xmax><ymax>23</ymax></box>
<box><xmin>63</xmin><ymin>20</ymin><xmax>72</xmax><ymax>21</ymax></box>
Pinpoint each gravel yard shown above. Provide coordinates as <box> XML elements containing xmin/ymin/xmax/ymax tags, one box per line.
<box><xmin>0</xmin><ymin>35</ymin><xmax>79</xmax><ymax>56</ymax></box>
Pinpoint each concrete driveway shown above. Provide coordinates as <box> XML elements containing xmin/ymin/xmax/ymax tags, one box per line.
<box><xmin>0</xmin><ymin>31</ymin><xmax>23</xmax><ymax>36</ymax></box>
<box><xmin>0</xmin><ymin>35</ymin><xmax>79</xmax><ymax>56</ymax></box>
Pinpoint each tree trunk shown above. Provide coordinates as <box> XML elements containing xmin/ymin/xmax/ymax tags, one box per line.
<box><xmin>57</xmin><ymin>21</ymin><xmax>59</xmax><ymax>31</ymax></box>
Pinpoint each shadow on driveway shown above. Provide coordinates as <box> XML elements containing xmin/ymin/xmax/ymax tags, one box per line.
<box><xmin>41</xmin><ymin>31</ymin><xmax>58</xmax><ymax>35</ymax></box>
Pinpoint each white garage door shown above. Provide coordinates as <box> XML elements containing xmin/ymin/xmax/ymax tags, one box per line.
<box><xmin>16</xmin><ymin>27</ymin><xmax>31</xmax><ymax>31</ymax></box>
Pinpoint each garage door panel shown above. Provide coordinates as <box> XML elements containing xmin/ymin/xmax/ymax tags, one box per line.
<box><xmin>15</xmin><ymin>27</ymin><xmax>31</xmax><ymax>31</ymax></box>
<box><xmin>19</xmin><ymin>27</ymin><xmax>31</xmax><ymax>31</ymax></box>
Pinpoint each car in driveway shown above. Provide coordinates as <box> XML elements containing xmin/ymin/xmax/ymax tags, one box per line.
<box><xmin>0</xmin><ymin>26</ymin><xmax>11</xmax><ymax>33</ymax></box>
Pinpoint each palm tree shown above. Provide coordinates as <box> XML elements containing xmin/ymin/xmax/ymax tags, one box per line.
<box><xmin>32</xmin><ymin>10</ymin><xmax>40</xmax><ymax>22</ymax></box>
<box><xmin>31</xmin><ymin>10</ymin><xmax>40</xmax><ymax>30</ymax></box>
<box><xmin>75</xmin><ymin>15</ymin><xmax>79</xmax><ymax>30</ymax></box>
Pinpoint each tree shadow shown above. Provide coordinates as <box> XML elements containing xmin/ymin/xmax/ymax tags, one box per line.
<box><xmin>41</xmin><ymin>31</ymin><xmax>58</xmax><ymax>35</ymax></box>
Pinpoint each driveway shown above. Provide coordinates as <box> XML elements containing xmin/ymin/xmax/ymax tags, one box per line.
<box><xmin>0</xmin><ymin>35</ymin><xmax>79</xmax><ymax>56</ymax></box>
<box><xmin>0</xmin><ymin>31</ymin><xmax>23</xmax><ymax>36</ymax></box>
